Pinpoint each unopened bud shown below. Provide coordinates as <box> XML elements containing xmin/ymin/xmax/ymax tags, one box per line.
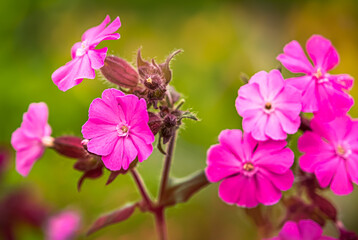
<box><xmin>148</xmin><ymin>112</ymin><xmax>162</xmax><ymax>135</ymax></box>
<box><xmin>100</xmin><ymin>55</ymin><xmax>139</xmax><ymax>88</ymax></box>
<box><xmin>53</xmin><ymin>136</ymin><xmax>89</xmax><ymax>159</ymax></box>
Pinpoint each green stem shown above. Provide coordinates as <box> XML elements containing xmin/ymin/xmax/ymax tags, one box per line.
<box><xmin>130</xmin><ymin>168</ymin><xmax>152</xmax><ymax>209</ymax></box>
<box><xmin>158</xmin><ymin>130</ymin><xmax>178</xmax><ymax>202</ymax></box>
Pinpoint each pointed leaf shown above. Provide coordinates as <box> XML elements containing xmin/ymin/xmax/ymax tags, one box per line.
<box><xmin>160</xmin><ymin>171</ymin><xmax>209</xmax><ymax>207</ymax></box>
<box><xmin>87</xmin><ymin>203</ymin><xmax>138</xmax><ymax>236</ymax></box>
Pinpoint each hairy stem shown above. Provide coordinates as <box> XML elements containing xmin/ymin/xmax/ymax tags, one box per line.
<box><xmin>130</xmin><ymin>168</ymin><xmax>152</xmax><ymax>209</ymax></box>
<box><xmin>158</xmin><ymin>129</ymin><xmax>178</xmax><ymax>202</ymax></box>
<box><xmin>154</xmin><ymin>208</ymin><xmax>167</xmax><ymax>240</ymax></box>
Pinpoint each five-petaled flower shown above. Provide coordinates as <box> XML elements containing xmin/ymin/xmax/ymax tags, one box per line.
<box><xmin>298</xmin><ymin>116</ymin><xmax>358</xmax><ymax>195</ymax></box>
<box><xmin>82</xmin><ymin>88</ymin><xmax>155</xmax><ymax>171</ymax></box>
<box><xmin>52</xmin><ymin>15</ymin><xmax>121</xmax><ymax>91</ymax></box>
<box><xmin>46</xmin><ymin>210</ymin><xmax>81</xmax><ymax>240</ymax></box>
<box><xmin>205</xmin><ymin>129</ymin><xmax>294</xmax><ymax>208</ymax></box>
<box><xmin>236</xmin><ymin>69</ymin><xmax>302</xmax><ymax>141</ymax></box>
<box><xmin>277</xmin><ymin>35</ymin><xmax>354</xmax><ymax>122</ymax></box>
<box><xmin>265</xmin><ymin>219</ymin><xmax>337</xmax><ymax>240</ymax></box>
<box><xmin>11</xmin><ymin>103</ymin><xmax>53</xmax><ymax>176</ymax></box>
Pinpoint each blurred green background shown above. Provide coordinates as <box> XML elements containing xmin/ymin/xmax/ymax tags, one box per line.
<box><xmin>1</xmin><ymin>0</ymin><xmax>358</xmax><ymax>239</ymax></box>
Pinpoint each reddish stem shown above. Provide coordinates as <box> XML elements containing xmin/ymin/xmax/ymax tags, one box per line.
<box><xmin>130</xmin><ymin>169</ymin><xmax>152</xmax><ymax>209</ymax></box>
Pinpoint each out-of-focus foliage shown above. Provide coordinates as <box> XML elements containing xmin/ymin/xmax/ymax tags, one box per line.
<box><xmin>1</xmin><ymin>0</ymin><xmax>358</xmax><ymax>239</ymax></box>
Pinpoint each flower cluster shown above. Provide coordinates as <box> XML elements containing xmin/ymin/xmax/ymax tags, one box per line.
<box><xmin>206</xmin><ymin>34</ymin><xmax>356</xmax><ymax>238</ymax></box>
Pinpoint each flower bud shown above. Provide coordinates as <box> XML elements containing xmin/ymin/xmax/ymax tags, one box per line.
<box><xmin>53</xmin><ymin>136</ymin><xmax>89</xmax><ymax>159</ymax></box>
<box><xmin>148</xmin><ymin>112</ymin><xmax>162</xmax><ymax>135</ymax></box>
<box><xmin>100</xmin><ymin>55</ymin><xmax>139</xmax><ymax>88</ymax></box>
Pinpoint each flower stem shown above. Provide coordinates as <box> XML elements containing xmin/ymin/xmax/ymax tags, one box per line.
<box><xmin>154</xmin><ymin>208</ymin><xmax>167</xmax><ymax>240</ymax></box>
<box><xmin>130</xmin><ymin>168</ymin><xmax>152</xmax><ymax>209</ymax></box>
<box><xmin>158</xmin><ymin>129</ymin><xmax>178</xmax><ymax>202</ymax></box>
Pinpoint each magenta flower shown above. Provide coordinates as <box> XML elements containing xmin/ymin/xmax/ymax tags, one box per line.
<box><xmin>236</xmin><ymin>69</ymin><xmax>301</xmax><ymax>141</ymax></box>
<box><xmin>298</xmin><ymin>116</ymin><xmax>358</xmax><ymax>195</ymax></box>
<box><xmin>82</xmin><ymin>88</ymin><xmax>155</xmax><ymax>171</ymax></box>
<box><xmin>46</xmin><ymin>210</ymin><xmax>81</xmax><ymax>240</ymax></box>
<box><xmin>52</xmin><ymin>15</ymin><xmax>121</xmax><ymax>91</ymax></box>
<box><xmin>11</xmin><ymin>103</ymin><xmax>53</xmax><ymax>176</ymax></box>
<box><xmin>266</xmin><ymin>219</ymin><xmax>336</xmax><ymax>240</ymax></box>
<box><xmin>205</xmin><ymin>129</ymin><xmax>294</xmax><ymax>208</ymax></box>
<box><xmin>277</xmin><ymin>35</ymin><xmax>354</xmax><ymax>121</ymax></box>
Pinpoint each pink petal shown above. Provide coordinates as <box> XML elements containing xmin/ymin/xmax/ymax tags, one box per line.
<box><xmin>265</xmin><ymin>113</ymin><xmax>287</xmax><ymax>140</ymax></box>
<box><xmin>52</xmin><ymin>56</ymin><xmax>95</xmax><ymax>92</ymax></box>
<box><xmin>347</xmin><ymin>153</ymin><xmax>358</xmax><ymax>184</ymax></box>
<box><xmin>16</xmin><ymin>144</ymin><xmax>44</xmax><ymax>176</ymax></box>
<box><xmin>299</xmin><ymin>219</ymin><xmax>324</xmax><ymax>240</ymax></box>
<box><xmin>129</xmin><ymin>134</ymin><xmax>153</xmax><ymax>162</ymax></box>
<box><xmin>255</xmin><ymin>172</ymin><xmax>282</xmax><ymax>205</ymax></box>
<box><xmin>102</xmin><ymin>138</ymin><xmax>124</xmax><ymax>171</ymax></box>
<box><xmin>274</xmin><ymin>84</ymin><xmax>302</xmax><ymax>121</ymax></box>
<box><xmin>21</xmin><ymin>103</ymin><xmax>50</xmax><ymax>139</ymax></box>
<box><xmin>254</xmin><ymin>148</ymin><xmax>294</xmax><ymax>174</ymax></box>
<box><xmin>299</xmin><ymin>79</ymin><xmax>319</xmax><ymax>112</ymax></box>
<box><xmin>261</xmin><ymin>169</ymin><xmax>294</xmax><ymax>191</ymax></box>
<box><xmin>275</xmin><ymin>111</ymin><xmax>300</xmax><ymax>134</ymax></box>
<box><xmin>298</xmin><ymin>131</ymin><xmax>333</xmax><ymax>154</ymax></box>
<box><xmin>249</xmin><ymin>113</ymin><xmax>269</xmax><ymax>141</ymax></box>
<box><xmin>329</xmin><ymin>74</ymin><xmax>354</xmax><ymax>90</ymax></box>
<box><xmin>130</xmin><ymin>123</ymin><xmax>155</xmax><ymax>144</ymax></box>
<box><xmin>206</xmin><ymin>144</ymin><xmax>241</xmax><ymax>182</ymax></box>
<box><xmin>87</xmin><ymin>98</ymin><xmax>121</xmax><ymax>124</ymax></box>
<box><xmin>81</xmin><ymin>119</ymin><xmax>116</xmax><ymax>139</ymax></box>
<box><xmin>218</xmin><ymin>174</ymin><xmax>245</xmax><ymax>205</ymax></box>
<box><xmin>250</xmin><ymin>70</ymin><xmax>284</xmax><ymax>101</ymax></box>
<box><xmin>306</xmin><ymin>35</ymin><xmax>339</xmax><ymax>71</ymax></box>
<box><xmin>82</xmin><ymin>15</ymin><xmax>121</xmax><ymax>47</ymax></box>
<box><xmin>87</xmin><ymin>48</ymin><xmax>107</xmax><ymax>69</ymax></box>
<box><xmin>279</xmin><ymin>221</ymin><xmax>300</xmax><ymax>240</ymax></box>
<box><xmin>100</xmin><ymin>88</ymin><xmax>126</xmax><ymax>121</ymax></box>
<box><xmin>128</xmin><ymin>98</ymin><xmax>150</xmax><ymax>126</ymax></box>
<box><xmin>277</xmin><ymin>40</ymin><xmax>314</xmax><ymax>74</ymax></box>
<box><xmin>330</xmin><ymin>159</ymin><xmax>353</xmax><ymax>195</ymax></box>
<box><xmin>121</xmin><ymin>138</ymin><xmax>138</xmax><ymax>170</ymax></box>
<box><xmin>86</xmin><ymin>132</ymin><xmax>118</xmax><ymax>156</ymax></box>
<box><xmin>71</xmin><ymin>42</ymin><xmax>82</xmax><ymax>59</ymax></box>
<box><xmin>286</xmin><ymin>75</ymin><xmax>313</xmax><ymax>92</ymax></box>
<box><xmin>315</xmin><ymin>156</ymin><xmax>340</xmax><ymax>188</ymax></box>
<box><xmin>218</xmin><ymin>129</ymin><xmax>247</xmax><ymax>162</ymax></box>
<box><xmin>235</xmin><ymin>176</ymin><xmax>259</xmax><ymax>208</ymax></box>
<box><xmin>11</xmin><ymin>128</ymin><xmax>37</xmax><ymax>151</ymax></box>
<box><xmin>236</xmin><ymin>84</ymin><xmax>263</xmax><ymax>117</ymax></box>
<box><xmin>299</xmin><ymin>152</ymin><xmax>335</xmax><ymax>173</ymax></box>
<box><xmin>117</xmin><ymin>95</ymin><xmax>140</xmax><ymax>123</ymax></box>
<box><xmin>315</xmin><ymin>83</ymin><xmax>353</xmax><ymax>122</ymax></box>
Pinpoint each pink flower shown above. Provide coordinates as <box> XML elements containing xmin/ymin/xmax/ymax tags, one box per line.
<box><xmin>46</xmin><ymin>210</ymin><xmax>81</xmax><ymax>240</ymax></box>
<box><xmin>298</xmin><ymin>116</ymin><xmax>358</xmax><ymax>195</ymax></box>
<box><xmin>205</xmin><ymin>129</ymin><xmax>294</xmax><ymax>208</ymax></box>
<box><xmin>52</xmin><ymin>15</ymin><xmax>121</xmax><ymax>91</ymax></box>
<box><xmin>82</xmin><ymin>88</ymin><xmax>155</xmax><ymax>171</ymax></box>
<box><xmin>266</xmin><ymin>219</ymin><xmax>337</xmax><ymax>240</ymax></box>
<box><xmin>277</xmin><ymin>35</ymin><xmax>354</xmax><ymax>122</ymax></box>
<box><xmin>236</xmin><ymin>69</ymin><xmax>301</xmax><ymax>141</ymax></box>
<box><xmin>11</xmin><ymin>103</ymin><xmax>53</xmax><ymax>176</ymax></box>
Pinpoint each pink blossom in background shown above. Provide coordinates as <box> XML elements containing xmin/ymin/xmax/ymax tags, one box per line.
<box><xmin>46</xmin><ymin>210</ymin><xmax>80</xmax><ymax>240</ymax></box>
<box><xmin>265</xmin><ymin>219</ymin><xmax>336</xmax><ymax>240</ymax></box>
<box><xmin>205</xmin><ymin>129</ymin><xmax>294</xmax><ymax>208</ymax></box>
<box><xmin>11</xmin><ymin>103</ymin><xmax>53</xmax><ymax>176</ymax></box>
<box><xmin>52</xmin><ymin>15</ymin><xmax>121</xmax><ymax>91</ymax></box>
<box><xmin>236</xmin><ymin>69</ymin><xmax>301</xmax><ymax>141</ymax></box>
<box><xmin>82</xmin><ymin>88</ymin><xmax>155</xmax><ymax>171</ymax></box>
<box><xmin>298</xmin><ymin>116</ymin><xmax>358</xmax><ymax>195</ymax></box>
<box><xmin>277</xmin><ymin>35</ymin><xmax>354</xmax><ymax>122</ymax></box>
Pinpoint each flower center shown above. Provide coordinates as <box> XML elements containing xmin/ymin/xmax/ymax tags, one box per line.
<box><xmin>336</xmin><ymin>144</ymin><xmax>352</xmax><ymax>159</ymax></box>
<box><xmin>75</xmin><ymin>41</ymin><xmax>89</xmax><ymax>57</ymax></box>
<box><xmin>146</xmin><ymin>77</ymin><xmax>153</xmax><ymax>84</ymax></box>
<box><xmin>313</xmin><ymin>68</ymin><xmax>329</xmax><ymax>84</ymax></box>
<box><xmin>243</xmin><ymin>162</ymin><xmax>255</xmax><ymax>172</ymax></box>
<box><xmin>116</xmin><ymin>123</ymin><xmax>130</xmax><ymax>137</ymax></box>
<box><xmin>263</xmin><ymin>102</ymin><xmax>274</xmax><ymax>114</ymax></box>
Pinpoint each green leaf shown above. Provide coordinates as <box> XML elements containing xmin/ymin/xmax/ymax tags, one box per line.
<box><xmin>160</xmin><ymin>171</ymin><xmax>210</xmax><ymax>207</ymax></box>
<box><xmin>87</xmin><ymin>203</ymin><xmax>138</xmax><ymax>236</ymax></box>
